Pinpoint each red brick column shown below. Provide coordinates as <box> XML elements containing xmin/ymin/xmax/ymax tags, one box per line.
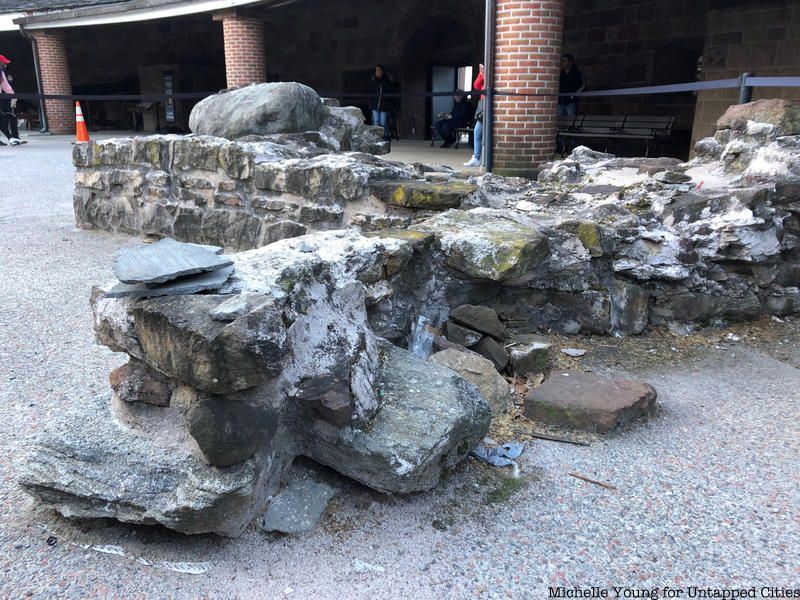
<box><xmin>219</xmin><ymin>15</ymin><xmax>266</xmax><ymax>88</ymax></box>
<box><xmin>492</xmin><ymin>0</ymin><xmax>564</xmax><ymax>177</ymax></box>
<box><xmin>33</xmin><ymin>31</ymin><xmax>73</xmax><ymax>134</ymax></box>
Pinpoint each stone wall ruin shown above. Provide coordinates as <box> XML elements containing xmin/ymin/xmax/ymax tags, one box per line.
<box><xmin>73</xmin><ymin>87</ymin><xmax>800</xmax><ymax>337</ymax></box>
<box><xmin>20</xmin><ymin>87</ymin><xmax>800</xmax><ymax>538</ymax></box>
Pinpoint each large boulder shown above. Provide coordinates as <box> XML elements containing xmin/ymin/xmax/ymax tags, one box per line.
<box><xmin>321</xmin><ymin>105</ymin><xmax>389</xmax><ymax>155</ymax></box>
<box><xmin>716</xmin><ymin>99</ymin><xmax>800</xmax><ymax>138</ymax></box>
<box><xmin>304</xmin><ymin>342</ymin><xmax>491</xmax><ymax>494</ymax></box>
<box><xmin>19</xmin><ymin>394</ymin><xmax>269</xmax><ymax>537</ymax></box>
<box><xmin>189</xmin><ymin>82</ymin><xmax>327</xmax><ymax>140</ymax></box>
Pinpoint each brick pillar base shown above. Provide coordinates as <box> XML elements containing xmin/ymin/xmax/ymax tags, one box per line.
<box><xmin>218</xmin><ymin>14</ymin><xmax>266</xmax><ymax>88</ymax></box>
<box><xmin>33</xmin><ymin>31</ymin><xmax>73</xmax><ymax>134</ymax></box>
<box><xmin>492</xmin><ymin>0</ymin><xmax>564</xmax><ymax>178</ymax></box>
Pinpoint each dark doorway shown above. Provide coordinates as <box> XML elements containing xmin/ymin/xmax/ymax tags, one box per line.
<box><xmin>401</xmin><ymin>17</ymin><xmax>476</xmax><ymax>139</ymax></box>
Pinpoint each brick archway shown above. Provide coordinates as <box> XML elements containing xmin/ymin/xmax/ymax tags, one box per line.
<box><xmin>389</xmin><ymin>0</ymin><xmax>483</xmax><ymax>61</ymax></box>
<box><xmin>390</xmin><ymin>0</ymin><xmax>484</xmax><ymax>139</ymax></box>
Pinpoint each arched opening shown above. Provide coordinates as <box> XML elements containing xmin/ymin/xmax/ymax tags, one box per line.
<box><xmin>399</xmin><ymin>16</ymin><xmax>480</xmax><ymax>139</ymax></box>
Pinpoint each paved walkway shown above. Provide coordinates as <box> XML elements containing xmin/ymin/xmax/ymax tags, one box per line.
<box><xmin>386</xmin><ymin>139</ymin><xmax>478</xmax><ymax>171</ymax></box>
<box><xmin>0</xmin><ymin>136</ymin><xmax>797</xmax><ymax>599</ymax></box>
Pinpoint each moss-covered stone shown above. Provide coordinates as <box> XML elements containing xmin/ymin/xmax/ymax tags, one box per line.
<box><xmin>412</xmin><ymin>209</ymin><xmax>550</xmax><ymax>281</ymax></box>
<box><xmin>576</xmin><ymin>222</ymin><xmax>604</xmax><ymax>257</ymax></box>
<box><xmin>364</xmin><ymin>228</ymin><xmax>434</xmax><ymax>248</ymax></box>
<box><xmin>372</xmin><ymin>180</ymin><xmax>477</xmax><ymax>210</ymax></box>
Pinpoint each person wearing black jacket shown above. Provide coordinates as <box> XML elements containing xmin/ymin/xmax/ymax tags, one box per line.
<box><xmin>434</xmin><ymin>90</ymin><xmax>471</xmax><ymax>148</ymax></box>
<box><xmin>369</xmin><ymin>64</ymin><xmax>393</xmax><ymax>140</ymax></box>
<box><xmin>558</xmin><ymin>54</ymin><xmax>585</xmax><ymax>117</ymax></box>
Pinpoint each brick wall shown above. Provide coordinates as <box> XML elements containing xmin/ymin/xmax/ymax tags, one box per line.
<box><xmin>221</xmin><ymin>16</ymin><xmax>266</xmax><ymax>88</ymax></box>
<box><xmin>492</xmin><ymin>0</ymin><xmax>564</xmax><ymax>176</ymax></box>
<box><xmin>260</xmin><ymin>0</ymin><xmax>484</xmax><ymax>138</ymax></box>
<box><xmin>33</xmin><ymin>31</ymin><xmax>73</xmax><ymax>134</ymax></box>
<box><xmin>66</xmin><ymin>18</ymin><xmax>225</xmax><ymax>91</ymax></box>
<box><xmin>562</xmin><ymin>0</ymin><xmax>710</xmax><ymax>134</ymax></box>
<box><xmin>691</xmin><ymin>0</ymin><xmax>800</xmax><ymax>146</ymax></box>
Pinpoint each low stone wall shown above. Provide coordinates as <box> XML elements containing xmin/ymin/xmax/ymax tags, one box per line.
<box><xmin>73</xmin><ymin>99</ymin><xmax>800</xmax><ymax>338</ymax></box>
<box><xmin>72</xmin><ymin>132</ymin><xmax>485</xmax><ymax>252</ymax></box>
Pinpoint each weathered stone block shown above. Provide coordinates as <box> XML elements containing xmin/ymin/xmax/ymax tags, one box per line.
<box><xmin>219</xmin><ymin>143</ymin><xmax>253</xmax><ymax>179</ymax></box>
<box><xmin>172</xmin><ymin>137</ymin><xmax>220</xmax><ymax>172</ymax></box>
<box><xmin>450</xmin><ymin>305</ymin><xmax>507</xmax><ymax>341</ymax></box>
<box><xmin>75</xmin><ymin>170</ymin><xmax>106</xmax><ymax>190</ymax></box>
<box><xmin>610</xmin><ymin>280</ymin><xmax>650</xmax><ymax>335</ymax></box>
<box><xmin>430</xmin><ymin>348</ymin><xmax>511</xmax><ymax>416</ymax></box>
<box><xmin>132</xmin><ymin>137</ymin><xmax>171</xmax><ymax>169</ymax></box>
<box><xmin>445</xmin><ymin>321</ymin><xmax>483</xmax><ymax>347</ymax></box>
<box><xmin>187</xmin><ymin>392</ymin><xmax>279</xmax><ymax>467</ymax></box>
<box><xmin>475</xmin><ymin>336</ymin><xmax>509</xmax><ymax>371</ymax></box>
<box><xmin>132</xmin><ymin>295</ymin><xmax>286</xmax><ymax>394</ymax></box>
<box><xmin>179</xmin><ymin>175</ymin><xmax>214</xmax><ymax>190</ymax></box>
<box><xmin>525</xmin><ymin>371</ymin><xmax>657</xmax><ymax>433</ymax></box>
<box><xmin>304</xmin><ymin>342</ymin><xmax>491</xmax><ymax>494</ymax></box>
<box><xmin>109</xmin><ymin>358</ymin><xmax>175</xmax><ymax>407</ymax></box>
<box><xmin>412</xmin><ymin>209</ymin><xmax>550</xmax><ymax>281</ymax></box>
<box><xmin>508</xmin><ymin>334</ymin><xmax>551</xmax><ymax>376</ymax></box>
<box><xmin>371</xmin><ymin>180</ymin><xmax>477</xmax><ymax>210</ymax></box>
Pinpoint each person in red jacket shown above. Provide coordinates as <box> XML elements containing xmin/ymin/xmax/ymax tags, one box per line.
<box><xmin>0</xmin><ymin>55</ymin><xmax>22</xmax><ymax>146</ymax></box>
<box><xmin>464</xmin><ymin>64</ymin><xmax>485</xmax><ymax>167</ymax></box>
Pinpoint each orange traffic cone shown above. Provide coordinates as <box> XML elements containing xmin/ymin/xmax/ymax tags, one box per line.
<box><xmin>75</xmin><ymin>101</ymin><xmax>89</xmax><ymax>143</ymax></box>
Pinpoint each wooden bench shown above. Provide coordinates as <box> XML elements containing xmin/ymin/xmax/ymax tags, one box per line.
<box><xmin>558</xmin><ymin>114</ymin><xmax>675</xmax><ymax>156</ymax></box>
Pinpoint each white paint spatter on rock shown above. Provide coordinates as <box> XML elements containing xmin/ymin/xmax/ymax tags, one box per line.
<box><xmin>221</xmin><ymin>230</ymin><xmax>409</xmax><ymax>298</ymax></box>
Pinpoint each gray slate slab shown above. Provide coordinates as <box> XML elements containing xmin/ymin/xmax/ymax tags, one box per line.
<box><xmin>113</xmin><ymin>238</ymin><xmax>232</xmax><ymax>285</ymax></box>
<box><xmin>260</xmin><ymin>480</ymin><xmax>336</xmax><ymax>534</ymax></box>
<box><xmin>104</xmin><ymin>266</ymin><xmax>235</xmax><ymax>299</ymax></box>
<box><xmin>189</xmin><ymin>243</ymin><xmax>224</xmax><ymax>255</ymax></box>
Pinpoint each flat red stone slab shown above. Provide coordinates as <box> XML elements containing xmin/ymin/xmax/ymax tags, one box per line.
<box><xmin>524</xmin><ymin>370</ymin><xmax>657</xmax><ymax>434</ymax></box>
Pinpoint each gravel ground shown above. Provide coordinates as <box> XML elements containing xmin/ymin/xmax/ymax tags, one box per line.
<box><xmin>0</xmin><ymin>136</ymin><xmax>798</xmax><ymax>599</ymax></box>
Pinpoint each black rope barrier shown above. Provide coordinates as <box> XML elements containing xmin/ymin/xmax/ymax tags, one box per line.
<box><xmin>3</xmin><ymin>74</ymin><xmax>799</xmax><ymax>104</ymax></box>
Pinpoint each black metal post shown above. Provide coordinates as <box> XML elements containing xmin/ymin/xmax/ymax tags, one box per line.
<box><xmin>738</xmin><ymin>72</ymin><xmax>753</xmax><ymax>104</ymax></box>
<box><xmin>483</xmin><ymin>0</ymin><xmax>495</xmax><ymax>172</ymax></box>
<box><xmin>21</xmin><ymin>27</ymin><xmax>48</xmax><ymax>133</ymax></box>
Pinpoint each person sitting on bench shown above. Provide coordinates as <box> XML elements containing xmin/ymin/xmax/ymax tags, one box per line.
<box><xmin>434</xmin><ymin>90</ymin><xmax>471</xmax><ymax>148</ymax></box>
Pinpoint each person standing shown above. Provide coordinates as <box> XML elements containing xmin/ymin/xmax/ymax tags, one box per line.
<box><xmin>558</xmin><ymin>54</ymin><xmax>585</xmax><ymax>117</ymax></box>
<box><xmin>0</xmin><ymin>55</ymin><xmax>22</xmax><ymax>146</ymax></box>
<box><xmin>463</xmin><ymin>64</ymin><xmax>485</xmax><ymax>168</ymax></box>
<box><xmin>369</xmin><ymin>64</ymin><xmax>392</xmax><ymax>141</ymax></box>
